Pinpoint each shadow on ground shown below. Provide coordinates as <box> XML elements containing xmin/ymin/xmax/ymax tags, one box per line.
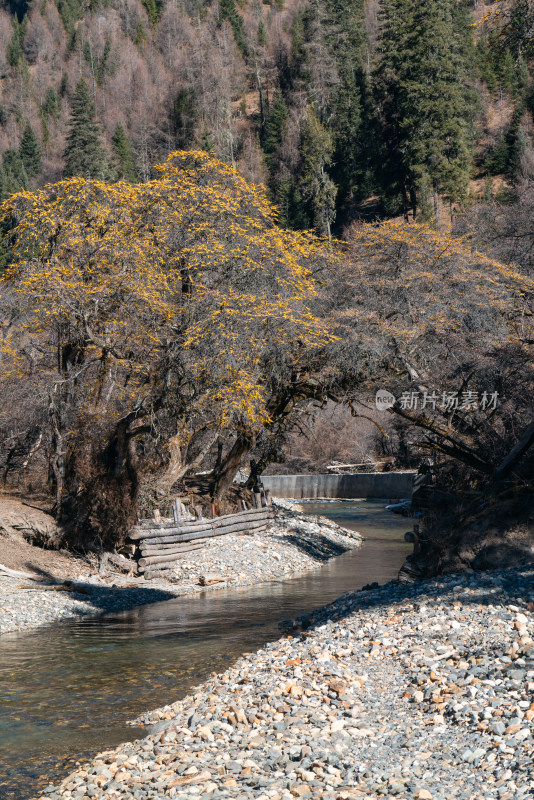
<box><xmin>277</xmin><ymin>530</ymin><xmax>351</xmax><ymax>560</ymax></box>
<box><xmin>290</xmin><ymin>564</ymin><xmax>534</xmax><ymax>633</ymax></box>
<box><xmin>22</xmin><ymin>562</ymin><xmax>178</xmax><ymax>615</ymax></box>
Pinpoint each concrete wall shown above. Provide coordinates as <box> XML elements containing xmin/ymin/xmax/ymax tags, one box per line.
<box><xmin>262</xmin><ymin>472</ymin><xmax>415</xmax><ymax>500</ymax></box>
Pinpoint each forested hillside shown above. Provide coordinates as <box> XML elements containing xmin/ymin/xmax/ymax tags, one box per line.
<box><xmin>0</xmin><ymin>0</ymin><xmax>533</xmax><ymax>231</ymax></box>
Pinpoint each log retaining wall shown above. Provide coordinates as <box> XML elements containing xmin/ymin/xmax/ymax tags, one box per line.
<box><xmin>130</xmin><ymin>506</ymin><xmax>274</xmax><ymax>578</ymax></box>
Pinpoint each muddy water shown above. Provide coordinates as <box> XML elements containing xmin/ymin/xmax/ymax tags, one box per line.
<box><xmin>0</xmin><ymin>500</ymin><xmax>411</xmax><ymax>799</ymax></box>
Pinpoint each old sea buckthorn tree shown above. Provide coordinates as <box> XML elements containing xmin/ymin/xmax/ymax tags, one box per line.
<box><xmin>0</xmin><ymin>150</ymin><xmax>331</xmax><ymax>546</ymax></box>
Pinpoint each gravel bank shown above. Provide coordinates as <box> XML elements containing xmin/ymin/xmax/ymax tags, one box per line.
<box><xmin>0</xmin><ymin>502</ymin><xmax>362</xmax><ymax>635</ymax></box>
<box><xmin>39</xmin><ymin>566</ymin><xmax>534</xmax><ymax>800</ymax></box>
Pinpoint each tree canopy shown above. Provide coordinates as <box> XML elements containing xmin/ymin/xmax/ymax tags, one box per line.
<box><xmin>0</xmin><ymin>150</ymin><xmax>332</xmax><ymax>544</ymax></box>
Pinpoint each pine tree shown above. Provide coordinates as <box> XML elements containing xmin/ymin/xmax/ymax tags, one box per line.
<box><xmin>374</xmin><ymin>0</ymin><xmax>474</xmax><ymax>220</ymax></box>
<box><xmin>41</xmin><ymin>87</ymin><xmax>61</xmax><ymax>119</ymax></box>
<box><xmin>262</xmin><ymin>91</ymin><xmax>288</xmax><ymax>173</ymax></box>
<box><xmin>112</xmin><ymin>122</ymin><xmax>137</xmax><ymax>182</ymax></box>
<box><xmin>19</xmin><ymin>123</ymin><xmax>41</xmax><ymax>178</ymax></box>
<box><xmin>299</xmin><ymin>107</ymin><xmax>337</xmax><ymax>237</ymax></box>
<box><xmin>287</xmin><ymin>0</ymin><xmax>366</xmax><ymax>220</ymax></box>
<box><xmin>0</xmin><ymin>149</ymin><xmax>28</xmax><ymax>201</ymax></box>
<box><xmin>7</xmin><ymin>15</ymin><xmax>27</xmax><ymax>67</ymax></box>
<box><xmin>219</xmin><ymin>0</ymin><xmax>246</xmax><ymax>55</ymax></box>
<box><xmin>55</xmin><ymin>0</ymin><xmax>83</xmax><ymax>35</ymax></box>
<box><xmin>141</xmin><ymin>0</ymin><xmax>161</xmax><ymax>25</ymax></box>
<box><xmin>324</xmin><ymin>0</ymin><xmax>366</xmax><ymax>205</ymax></box>
<box><xmin>63</xmin><ymin>79</ymin><xmax>109</xmax><ymax>179</ymax></box>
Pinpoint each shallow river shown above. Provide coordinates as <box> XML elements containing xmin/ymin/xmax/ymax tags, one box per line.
<box><xmin>0</xmin><ymin>500</ymin><xmax>411</xmax><ymax>800</ymax></box>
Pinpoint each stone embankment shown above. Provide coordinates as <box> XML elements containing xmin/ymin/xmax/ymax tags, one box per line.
<box><xmin>0</xmin><ymin>501</ymin><xmax>361</xmax><ymax>635</ymax></box>
<box><xmin>40</xmin><ymin>566</ymin><xmax>534</xmax><ymax>800</ymax></box>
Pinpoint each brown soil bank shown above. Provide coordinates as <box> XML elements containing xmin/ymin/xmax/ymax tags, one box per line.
<box><xmin>0</xmin><ymin>494</ymin><xmax>95</xmax><ymax>580</ymax></box>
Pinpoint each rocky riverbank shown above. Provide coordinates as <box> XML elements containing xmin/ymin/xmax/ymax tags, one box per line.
<box><xmin>39</xmin><ymin>565</ymin><xmax>534</xmax><ymax>800</ymax></box>
<box><xmin>0</xmin><ymin>501</ymin><xmax>362</xmax><ymax>635</ymax></box>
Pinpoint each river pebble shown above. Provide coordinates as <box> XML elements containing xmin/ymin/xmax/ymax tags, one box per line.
<box><xmin>0</xmin><ymin>501</ymin><xmax>361</xmax><ymax>635</ymax></box>
<box><xmin>38</xmin><ymin>565</ymin><xmax>534</xmax><ymax>800</ymax></box>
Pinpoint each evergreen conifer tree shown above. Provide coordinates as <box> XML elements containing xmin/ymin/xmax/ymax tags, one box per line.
<box><xmin>374</xmin><ymin>0</ymin><xmax>474</xmax><ymax>220</ymax></box>
<box><xmin>19</xmin><ymin>123</ymin><xmax>41</xmax><ymax>178</ymax></box>
<box><xmin>141</xmin><ymin>0</ymin><xmax>161</xmax><ymax>25</ymax></box>
<box><xmin>42</xmin><ymin>87</ymin><xmax>62</xmax><ymax>119</ymax></box>
<box><xmin>112</xmin><ymin>122</ymin><xmax>137</xmax><ymax>182</ymax></box>
<box><xmin>219</xmin><ymin>0</ymin><xmax>246</xmax><ymax>54</ymax></box>
<box><xmin>262</xmin><ymin>92</ymin><xmax>288</xmax><ymax>173</ymax></box>
<box><xmin>7</xmin><ymin>16</ymin><xmax>27</xmax><ymax>67</ymax></box>
<box><xmin>63</xmin><ymin>79</ymin><xmax>109</xmax><ymax>179</ymax></box>
<box><xmin>287</xmin><ymin>0</ymin><xmax>366</xmax><ymax>221</ymax></box>
<box><xmin>0</xmin><ymin>149</ymin><xmax>28</xmax><ymax>200</ymax></box>
<box><xmin>299</xmin><ymin>107</ymin><xmax>337</xmax><ymax>237</ymax></box>
<box><xmin>324</xmin><ymin>0</ymin><xmax>366</xmax><ymax>205</ymax></box>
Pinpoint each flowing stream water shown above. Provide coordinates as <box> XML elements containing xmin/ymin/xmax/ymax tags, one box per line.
<box><xmin>0</xmin><ymin>499</ymin><xmax>412</xmax><ymax>800</ymax></box>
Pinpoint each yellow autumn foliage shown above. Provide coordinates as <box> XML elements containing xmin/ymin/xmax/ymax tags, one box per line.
<box><xmin>0</xmin><ymin>150</ymin><xmax>333</xmax><ymax>432</ymax></box>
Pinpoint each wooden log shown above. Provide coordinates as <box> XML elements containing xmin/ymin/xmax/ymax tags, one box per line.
<box><xmin>130</xmin><ymin>507</ymin><xmax>272</xmax><ymax>540</ymax></box>
<box><xmin>147</xmin><ymin>518</ymin><xmax>270</xmax><ymax>545</ymax></box>
<box><xmin>140</xmin><ymin>539</ymin><xmax>210</xmax><ymax>557</ymax></box>
<box><xmin>17</xmin><ymin>580</ymin><xmax>92</xmax><ymax>594</ymax></box>
<box><xmin>139</xmin><ymin>547</ymin><xmax>207</xmax><ymax>569</ymax></box>
<box><xmin>131</xmin><ymin>506</ymin><xmax>271</xmax><ymax>538</ymax></box>
<box><xmin>153</xmin><ymin>509</ymin><xmax>161</xmax><ymax>523</ymax></box>
<box><xmin>254</xmin><ymin>492</ymin><xmax>262</xmax><ymax>509</ymax></box>
<box><xmin>139</xmin><ymin>519</ymin><xmax>270</xmax><ymax>547</ymax></box>
<box><xmin>198</xmin><ymin>573</ymin><xmax>225</xmax><ymax>586</ymax></box>
<box><xmin>140</xmin><ymin>536</ymin><xmax>210</xmax><ymax>552</ymax></box>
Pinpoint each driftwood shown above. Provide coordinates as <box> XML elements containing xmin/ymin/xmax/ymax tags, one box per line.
<box><xmin>198</xmin><ymin>573</ymin><xmax>225</xmax><ymax>586</ymax></box>
<box><xmin>108</xmin><ymin>552</ymin><xmax>138</xmax><ymax>574</ymax></box>
<box><xmin>99</xmin><ymin>552</ymin><xmax>138</xmax><ymax>575</ymax></box>
<box><xmin>17</xmin><ymin>580</ymin><xmax>92</xmax><ymax>594</ymax></box>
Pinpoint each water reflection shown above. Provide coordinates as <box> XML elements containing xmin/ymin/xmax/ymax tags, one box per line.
<box><xmin>0</xmin><ymin>500</ymin><xmax>410</xmax><ymax>800</ymax></box>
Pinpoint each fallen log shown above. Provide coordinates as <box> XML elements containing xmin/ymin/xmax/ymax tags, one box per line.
<box><xmin>198</xmin><ymin>573</ymin><xmax>225</xmax><ymax>586</ymax></box>
<box><xmin>17</xmin><ymin>580</ymin><xmax>92</xmax><ymax>594</ymax></box>
<box><xmin>108</xmin><ymin>552</ymin><xmax>138</xmax><ymax>574</ymax></box>
<box><xmin>99</xmin><ymin>552</ymin><xmax>138</xmax><ymax>575</ymax></box>
<box><xmin>130</xmin><ymin>507</ymin><xmax>272</xmax><ymax>540</ymax></box>
<box><xmin>139</xmin><ymin>519</ymin><xmax>269</xmax><ymax>547</ymax></box>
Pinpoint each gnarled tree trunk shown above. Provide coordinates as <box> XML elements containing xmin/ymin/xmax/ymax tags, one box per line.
<box><xmin>210</xmin><ymin>431</ymin><xmax>256</xmax><ymax>500</ymax></box>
